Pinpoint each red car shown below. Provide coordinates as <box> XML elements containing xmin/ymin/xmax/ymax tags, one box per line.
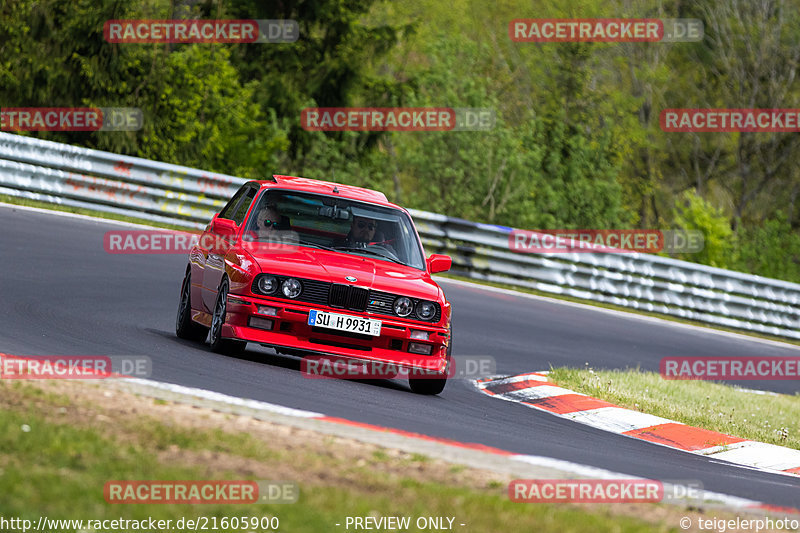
<box><xmin>176</xmin><ymin>175</ymin><xmax>453</xmax><ymax>394</ymax></box>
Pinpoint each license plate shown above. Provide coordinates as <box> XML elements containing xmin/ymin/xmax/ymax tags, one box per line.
<box><xmin>308</xmin><ymin>310</ymin><xmax>381</xmax><ymax>336</ymax></box>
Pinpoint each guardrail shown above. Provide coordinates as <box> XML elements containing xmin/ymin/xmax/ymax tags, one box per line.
<box><xmin>1</xmin><ymin>132</ymin><xmax>798</xmax><ymax>340</ymax></box>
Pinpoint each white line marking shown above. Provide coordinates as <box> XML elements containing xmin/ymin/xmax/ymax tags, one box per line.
<box><xmin>124</xmin><ymin>378</ymin><xmax>324</xmax><ymax>418</ymax></box>
<box><xmin>0</xmin><ymin>201</ymin><xmax>175</xmax><ymax>230</ymax></box>
<box><xmin>565</xmin><ymin>407</ymin><xmax>674</xmax><ymax>433</ymax></box>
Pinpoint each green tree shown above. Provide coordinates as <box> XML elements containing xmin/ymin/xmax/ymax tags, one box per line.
<box><xmin>672</xmin><ymin>190</ymin><xmax>734</xmax><ymax>267</ymax></box>
<box><xmin>733</xmin><ymin>212</ymin><xmax>800</xmax><ymax>281</ymax></box>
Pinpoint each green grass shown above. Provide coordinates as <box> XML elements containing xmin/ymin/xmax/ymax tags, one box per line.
<box><xmin>0</xmin><ymin>381</ymin><xmax>678</xmax><ymax>533</ymax></box>
<box><xmin>549</xmin><ymin>367</ymin><xmax>800</xmax><ymax>450</ymax></box>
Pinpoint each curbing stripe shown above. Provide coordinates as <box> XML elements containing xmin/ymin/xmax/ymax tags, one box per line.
<box><xmin>623</xmin><ymin>423</ymin><xmax>747</xmax><ymax>452</ymax></box>
<box><xmin>492</xmin><ymin>384</ymin><xmax>574</xmax><ymax>402</ymax></box>
<box><xmin>482</xmin><ymin>378</ymin><xmax>556</xmax><ymax>395</ymax></box>
<box><xmin>475</xmin><ymin>373</ymin><xmax>800</xmax><ymax>477</ymax></box>
<box><xmin>708</xmin><ymin>442</ymin><xmax>800</xmax><ymax>472</ymax></box>
<box><xmin>565</xmin><ymin>407</ymin><xmax>674</xmax><ymax>434</ymax></box>
<box><xmin>523</xmin><ymin>393</ymin><xmax>617</xmax><ymax>414</ymax></box>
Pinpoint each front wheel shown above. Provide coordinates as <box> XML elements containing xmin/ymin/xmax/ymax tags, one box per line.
<box><xmin>408</xmin><ymin>373</ymin><xmax>447</xmax><ymax>395</ymax></box>
<box><xmin>207</xmin><ymin>278</ymin><xmax>246</xmax><ymax>355</ymax></box>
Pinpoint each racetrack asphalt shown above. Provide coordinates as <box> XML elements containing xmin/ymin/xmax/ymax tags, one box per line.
<box><xmin>1</xmin><ymin>204</ymin><xmax>798</xmax><ymax>507</ymax></box>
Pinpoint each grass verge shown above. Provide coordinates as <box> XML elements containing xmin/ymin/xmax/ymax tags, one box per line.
<box><xmin>549</xmin><ymin>367</ymin><xmax>800</xmax><ymax>450</ymax></box>
<box><xmin>0</xmin><ymin>378</ymin><xmax>749</xmax><ymax>533</ymax></box>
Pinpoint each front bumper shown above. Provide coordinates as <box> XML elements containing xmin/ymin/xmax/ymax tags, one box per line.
<box><xmin>221</xmin><ymin>293</ymin><xmax>450</xmax><ymax>374</ymax></box>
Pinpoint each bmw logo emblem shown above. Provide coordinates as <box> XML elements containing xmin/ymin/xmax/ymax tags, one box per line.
<box><xmin>345</xmin><ymin>276</ymin><xmax>357</xmax><ymax>282</ymax></box>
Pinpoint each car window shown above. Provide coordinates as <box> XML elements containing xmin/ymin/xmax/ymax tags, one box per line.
<box><xmin>231</xmin><ymin>186</ymin><xmax>258</xmax><ymax>225</ymax></box>
<box><xmin>218</xmin><ymin>185</ymin><xmax>248</xmax><ymax>220</ymax></box>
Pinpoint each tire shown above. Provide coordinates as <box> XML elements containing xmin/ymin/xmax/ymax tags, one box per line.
<box><xmin>207</xmin><ymin>278</ymin><xmax>247</xmax><ymax>355</ymax></box>
<box><xmin>409</xmin><ymin>325</ymin><xmax>451</xmax><ymax>395</ymax></box>
<box><xmin>176</xmin><ymin>271</ymin><xmax>206</xmax><ymax>341</ymax></box>
<box><xmin>408</xmin><ymin>373</ymin><xmax>447</xmax><ymax>395</ymax></box>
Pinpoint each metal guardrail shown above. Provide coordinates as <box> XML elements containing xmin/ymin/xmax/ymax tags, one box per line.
<box><xmin>1</xmin><ymin>132</ymin><xmax>799</xmax><ymax>340</ymax></box>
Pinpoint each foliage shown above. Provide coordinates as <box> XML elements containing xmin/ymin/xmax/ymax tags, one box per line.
<box><xmin>672</xmin><ymin>190</ymin><xmax>734</xmax><ymax>267</ymax></box>
<box><xmin>733</xmin><ymin>212</ymin><xmax>800</xmax><ymax>281</ymax></box>
<box><xmin>2</xmin><ymin>0</ymin><xmax>800</xmax><ymax>281</ymax></box>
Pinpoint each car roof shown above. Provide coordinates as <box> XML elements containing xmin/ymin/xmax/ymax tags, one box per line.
<box><xmin>254</xmin><ymin>175</ymin><xmax>399</xmax><ymax>208</ymax></box>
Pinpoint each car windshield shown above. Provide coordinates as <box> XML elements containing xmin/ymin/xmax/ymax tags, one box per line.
<box><xmin>243</xmin><ymin>189</ymin><xmax>426</xmax><ymax>270</ymax></box>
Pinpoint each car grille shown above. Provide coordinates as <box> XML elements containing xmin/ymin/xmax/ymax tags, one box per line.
<box><xmin>295</xmin><ymin>279</ymin><xmax>329</xmax><ymax>306</ymax></box>
<box><xmin>365</xmin><ymin>290</ymin><xmax>395</xmax><ymax>315</ymax></box>
<box><xmin>253</xmin><ymin>275</ymin><xmax>440</xmax><ymax>322</ymax></box>
<box><xmin>329</xmin><ymin>284</ymin><xmax>369</xmax><ymax>311</ymax></box>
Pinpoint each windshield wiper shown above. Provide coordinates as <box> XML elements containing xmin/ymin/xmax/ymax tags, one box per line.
<box><xmin>333</xmin><ymin>246</ymin><xmax>406</xmax><ymax>265</ymax></box>
<box><xmin>298</xmin><ymin>240</ymin><xmax>338</xmax><ymax>252</ymax></box>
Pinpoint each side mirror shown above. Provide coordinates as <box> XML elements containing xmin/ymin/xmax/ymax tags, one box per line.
<box><xmin>427</xmin><ymin>254</ymin><xmax>452</xmax><ymax>274</ymax></box>
<box><xmin>212</xmin><ymin>217</ymin><xmax>238</xmax><ymax>236</ymax></box>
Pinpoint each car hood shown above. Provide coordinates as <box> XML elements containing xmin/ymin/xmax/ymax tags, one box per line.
<box><xmin>246</xmin><ymin>247</ymin><xmax>442</xmax><ymax>301</ymax></box>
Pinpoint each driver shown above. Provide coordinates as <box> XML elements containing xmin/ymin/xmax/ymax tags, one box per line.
<box><xmin>334</xmin><ymin>216</ymin><xmax>378</xmax><ymax>248</ymax></box>
<box><xmin>336</xmin><ymin>215</ymin><xmax>398</xmax><ymax>258</ymax></box>
<box><xmin>348</xmin><ymin>215</ymin><xmax>377</xmax><ymax>246</ymax></box>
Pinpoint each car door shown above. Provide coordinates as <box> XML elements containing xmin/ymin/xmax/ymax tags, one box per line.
<box><xmin>197</xmin><ymin>184</ymin><xmax>258</xmax><ymax>312</ymax></box>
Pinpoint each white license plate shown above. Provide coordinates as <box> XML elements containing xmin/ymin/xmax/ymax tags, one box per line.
<box><xmin>308</xmin><ymin>310</ymin><xmax>381</xmax><ymax>336</ymax></box>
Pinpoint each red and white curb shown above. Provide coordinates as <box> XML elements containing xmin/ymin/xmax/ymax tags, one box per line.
<box><xmin>475</xmin><ymin>372</ymin><xmax>800</xmax><ymax>477</ymax></box>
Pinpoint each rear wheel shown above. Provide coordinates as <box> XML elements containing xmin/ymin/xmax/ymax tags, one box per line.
<box><xmin>176</xmin><ymin>271</ymin><xmax>206</xmax><ymax>341</ymax></box>
<box><xmin>208</xmin><ymin>278</ymin><xmax>246</xmax><ymax>355</ymax></box>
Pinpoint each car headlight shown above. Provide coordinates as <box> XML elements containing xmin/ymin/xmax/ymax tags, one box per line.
<box><xmin>257</xmin><ymin>275</ymin><xmax>278</xmax><ymax>295</ymax></box>
<box><xmin>281</xmin><ymin>278</ymin><xmax>302</xmax><ymax>298</ymax></box>
<box><xmin>415</xmin><ymin>301</ymin><xmax>437</xmax><ymax>320</ymax></box>
<box><xmin>393</xmin><ymin>297</ymin><xmax>413</xmax><ymax>317</ymax></box>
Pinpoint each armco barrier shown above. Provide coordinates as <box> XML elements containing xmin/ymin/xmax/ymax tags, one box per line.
<box><xmin>1</xmin><ymin>132</ymin><xmax>798</xmax><ymax>340</ymax></box>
